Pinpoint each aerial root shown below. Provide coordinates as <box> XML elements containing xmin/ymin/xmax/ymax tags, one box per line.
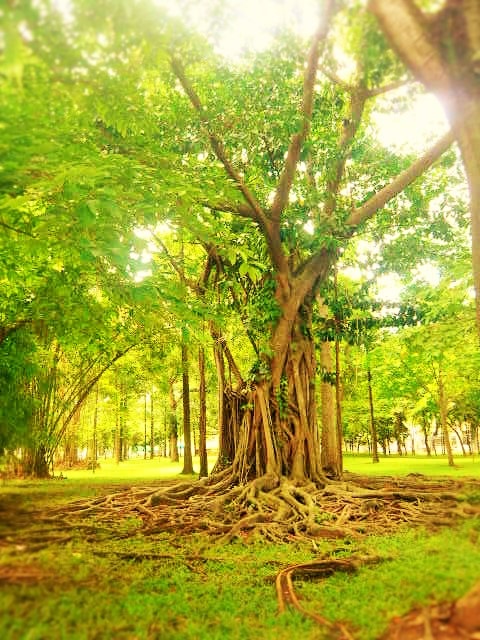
<box><xmin>53</xmin><ymin>471</ymin><xmax>480</xmax><ymax>543</ymax></box>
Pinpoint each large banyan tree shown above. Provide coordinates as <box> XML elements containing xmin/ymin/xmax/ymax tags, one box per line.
<box><xmin>20</xmin><ymin>0</ymin><xmax>471</xmax><ymax>538</ymax></box>
<box><xmin>162</xmin><ymin>1</ymin><xmax>453</xmax><ymax>489</ymax></box>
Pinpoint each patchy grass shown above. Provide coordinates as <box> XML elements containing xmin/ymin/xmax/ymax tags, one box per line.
<box><xmin>297</xmin><ymin>521</ymin><xmax>480</xmax><ymax>640</ymax></box>
<box><xmin>1</xmin><ymin>458</ymin><xmax>480</xmax><ymax>639</ymax></box>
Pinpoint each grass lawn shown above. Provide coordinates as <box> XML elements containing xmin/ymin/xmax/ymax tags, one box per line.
<box><xmin>343</xmin><ymin>452</ymin><xmax>480</xmax><ymax>477</ymax></box>
<box><xmin>1</xmin><ymin>454</ymin><xmax>479</xmax><ymax>640</ymax></box>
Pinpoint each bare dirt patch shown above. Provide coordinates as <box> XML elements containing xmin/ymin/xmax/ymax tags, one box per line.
<box><xmin>380</xmin><ymin>581</ymin><xmax>480</xmax><ymax>640</ymax></box>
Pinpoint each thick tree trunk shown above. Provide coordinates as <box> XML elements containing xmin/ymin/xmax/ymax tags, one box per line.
<box><xmin>368</xmin><ymin>0</ymin><xmax>480</xmax><ymax>333</ymax></box>
<box><xmin>211</xmin><ymin>340</ymin><xmax>245</xmax><ymax>473</ymax></box>
<box><xmin>198</xmin><ymin>346</ymin><xmax>208</xmax><ymax>478</ymax></box>
<box><xmin>22</xmin><ymin>445</ymin><xmax>50</xmax><ymax>478</ymax></box>
<box><xmin>457</xmin><ymin>107</ymin><xmax>480</xmax><ymax>331</ymax></box>
<box><xmin>229</xmin><ymin>303</ymin><xmax>323</xmax><ymax>485</ymax></box>
<box><xmin>320</xmin><ymin>341</ymin><xmax>341</xmax><ymax>477</ymax></box>
<box><xmin>181</xmin><ymin>339</ymin><xmax>194</xmax><ymax>474</ymax></box>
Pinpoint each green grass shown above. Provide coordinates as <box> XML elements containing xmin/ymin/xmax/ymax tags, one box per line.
<box><xmin>343</xmin><ymin>452</ymin><xmax>480</xmax><ymax>477</ymax></box>
<box><xmin>1</xmin><ymin>455</ymin><xmax>480</xmax><ymax>639</ymax></box>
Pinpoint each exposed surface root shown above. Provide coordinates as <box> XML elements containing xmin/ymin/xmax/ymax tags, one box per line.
<box><xmin>52</xmin><ymin>471</ymin><xmax>480</xmax><ymax>543</ymax></box>
<box><xmin>0</xmin><ymin>563</ymin><xmax>52</xmax><ymax>585</ymax></box>
<box><xmin>275</xmin><ymin>557</ymin><xmax>480</xmax><ymax>640</ymax></box>
<box><xmin>276</xmin><ymin>556</ymin><xmax>375</xmax><ymax>639</ymax></box>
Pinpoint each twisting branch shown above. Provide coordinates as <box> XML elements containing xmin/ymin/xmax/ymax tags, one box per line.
<box><xmin>171</xmin><ymin>57</ymin><xmax>292</xmax><ymax>276</ymax></box>
<box><xmin>323</xmin><ymin>87</ymin><xmax>368</xmax><ymax>222</ymax></box>
<box><xmin>0</xmin><ymin>220</ymin><xmax>36</xmax><ymax>238</ymax></box>
<box><xmin>365</xmin><ymin>78</ymin><xmax>409</xmax><ymax>98</ymax></box>
<box><xmin>270</xmin><ymin>0</ymin><xmax>336</xmax><ymax>224</ymax></box>
<box><xmin>170</xmin><ymin>56</ymin><xmax>267</xmax><ymax>229</ymax></box>
<box><xmin>318</xmin><ymin>65</ymin><xmax>351</xmax><ymax>89</ymax></box>
<box><xmin>152</xmin><ymin>233</ymin><xmax>197</xmax><ymax>291</ymax></box>
<box><xmin>199</xmin><ymin>200</ymin><xmax>258</xmax><ymax>220</ymax></box>
<box><xmin>346</xmin><ymin>129</ymin><xmax>455</xmax><ymax>228</ymax></box>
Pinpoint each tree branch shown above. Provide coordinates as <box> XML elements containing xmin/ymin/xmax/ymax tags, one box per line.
<box><xmin>365</xmin><ymin>78</ymin><xmax>409</xmax><ymax>98</ymax></box>
<box><xmin>0</xmin><ymin>220</ymin><xmax>36</xmax><ymax>238</ymax></box>
<box><xmin>368</xmin><ymin>0</ymin><xmax>449</xmax><ymax>95</ymax></box>
<box><xmin>346</xmin><ymin>129</ymin><xmax>455</xmax><ymax>228</ymax></box>
<box><xmin>270</xmin><ymin>0</ymin><xmax>336</xmax><ymax>224</ymax></box>
<box><xmin>199</xmin><ymin>200</ymin><xmax>257</xmax><ymax>220</ymax></box>
<box><xmin>318</xmin><ymin>64</ymin><xmax>351</xmax><ymax>89</ymax></box>
<box><xmin>170</xmin><ymin>56</ymin><xmax>267</xmax><ymax>228</ymax></box>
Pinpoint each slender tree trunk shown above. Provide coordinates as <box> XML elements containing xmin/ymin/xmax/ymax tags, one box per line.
<box><xmin>150</xmin><ymin>390</ymin><xmax>154</xmax><ymax>459</ymax></box>
<box><xmin>334</xmin><ymin>317</ymin><xmax>343</xmax><ymax>473</ymax></box>
<box><xmin>320</xmin><ymin>340</ymin><xmax>341</xmax><ymax>477</ymax></box>
<box><xmin>64</xmin><ymin>405</ymin><xmax>80</xmax><ymax>468</ymax></box>
<box><xmin>114</xmin><ymin>402</ymin><xmax>121</xmax><ymax>464</ymax></box>
<box><xmin>181</xmin><ymin>338</ymin><xmax>194</xmax><ymax>474</ymax></box>
<box><xmin>211</xmin><ymin>337</ymin><xmax>244</xmax><ymax>472</ymax></box>
<box><xmin>163</xmin><ymin>403</ymin><xmax>168</xmax><ymax>457</ymax></box>
<box><xmin>367</xmin><ymin>368</ymin><xmax>379</xmax><ymax>463</ymax></box>
<box><xmin>90</xmin><ymin>384</ymin><xmax>99</xmax><ymax>472</ymax></box>
<box><xmin>198</xmin><ymin>346</ymin><xmax>208</xmax><ymax>478</ymax></box>
<box><xmin>451</xmin><ymin>424</ymin><xmax>467</xmax><ymax>456</ymax></box>
<box><xmin>144</xmin><ymin>392</ymin><xmax>148</xmax><ymax>460</ymax></box>
<box><xmin>169</xmin><ymin>381</ymin><xmax>179</xmax><ymax>463</ymax></box>
<box><xmin>421</xmin><ymin>416</ymin><xmax>432</xmax><ymax>456</ymax></box>
<box><xmin>438</xmin><ymin>369</ymin><xmax>454</xmax><ymax>467</ymax></box>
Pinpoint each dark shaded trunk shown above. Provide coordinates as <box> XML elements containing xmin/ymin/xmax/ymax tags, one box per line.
<box><xmin>181</xmin><ymin>339</ymin><xmax>194</xmax><ymax>474</ymax></box>
<box><xmin>198</xmin><ymin>346</ymin><xmax>208</xmax><ymax>478</ymax></box>
<box><xmin>144</xmin><ymin>392</ymin><xmax>148</xmax><ymax>460</ymax></box>
<box><xmin>211</xmin><ymin>339</ymin><xmax>245</xmax><ymax>473</ymax></box>
<box><xmin>320</xmin><ymin>340</ymin><xmax>341</xmax><ymax>477</ymax></box>
<box><xmin>22</xmin><ymin>445</ymin><xmax>50</xmax><ymax>478</ymax></box>
<box><xmin>89</xmin><ymin>384</ymin><xmax>99</xmax><ymax>471</ymax></box>
<box><xmin>334</xmin><ymin>316</ymin><xmax>343</xmax><ymax>473</ymax></box>
<box><xmin>169</xmin><ymin>381</ymin><xmax>179</xmax><ymax>463</ymax></box>
<box><xmin>63</xmin><ymin>404</ymin><xmax>80</xmax><ymax>468</ymax></box>
<box><xmin>150</xmin><ymin>391</ymin><xmax>154</xmax><ymax>459</ymax></box>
